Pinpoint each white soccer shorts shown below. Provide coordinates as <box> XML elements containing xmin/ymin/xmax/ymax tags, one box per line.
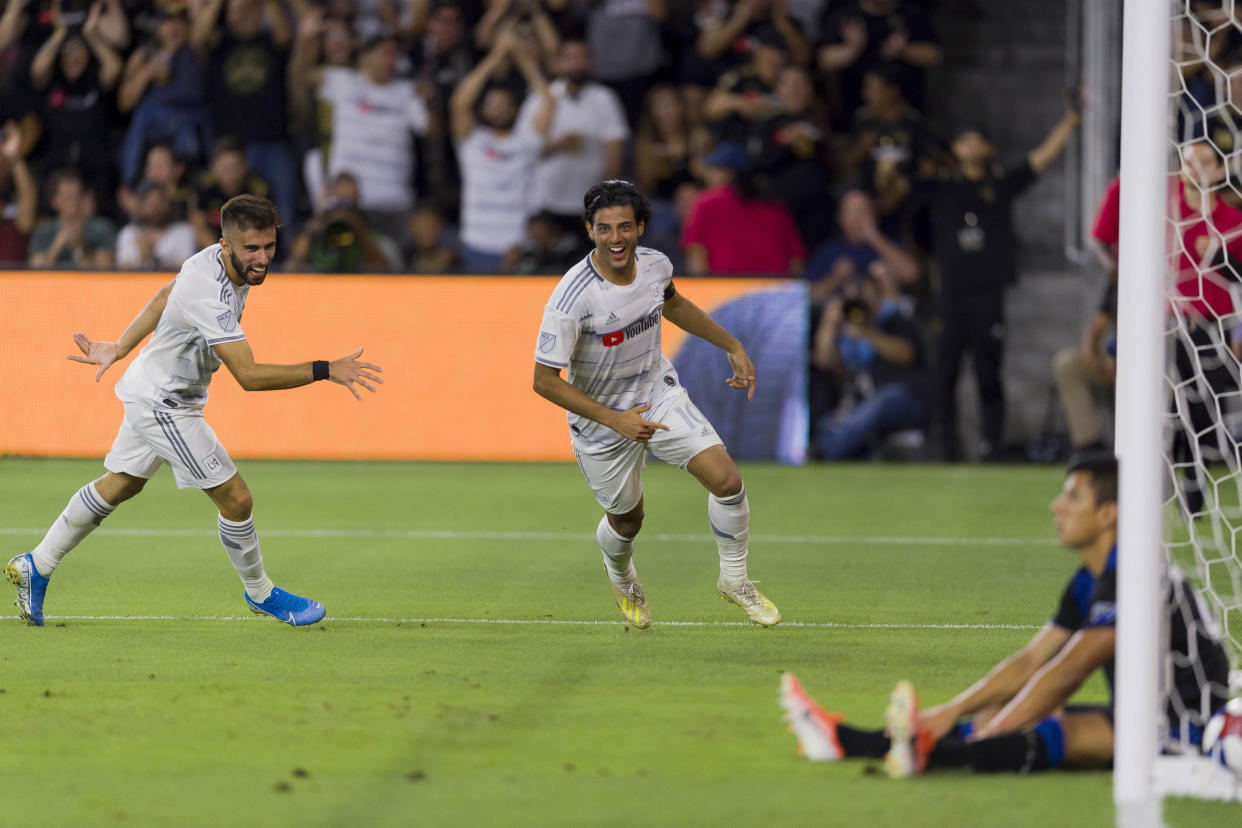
<box><xmin>104</xmin><ymin>403</ymin><xmax>238</xmax><ymax>490</ymax></box>
<box><xmin>573</xmin><ymin>386</ymin><xmax>724</xmax><ymax>514</ymax></box>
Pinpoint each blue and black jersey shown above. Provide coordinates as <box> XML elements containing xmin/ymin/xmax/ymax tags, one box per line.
<box><xmin>1051</xmin><ymin>546</ymin><xmax>1230</xmax><ymax>729</ymax></box>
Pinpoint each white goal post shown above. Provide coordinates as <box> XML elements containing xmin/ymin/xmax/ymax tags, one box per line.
<box><xmin>1115</xmin><ymin>1</ymin><xmax>1242</xmax><ymax>824</ymax></box>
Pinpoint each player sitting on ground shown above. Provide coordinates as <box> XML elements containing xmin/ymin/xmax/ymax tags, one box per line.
<box><xmin>778</xmin><ymin>452</ymin><xmax>1230</xmax><ymax>776</ymax></box>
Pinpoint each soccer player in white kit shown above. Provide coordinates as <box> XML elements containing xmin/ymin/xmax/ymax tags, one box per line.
<box><xmin>6</xmin><ymin>195</ymin><xmax>382</xmax><ymax>627</ymax></box>
<box><xmin>533</xmin><ymin>180</ymin><xmax>780</xmax><ymax>628</ymax></box>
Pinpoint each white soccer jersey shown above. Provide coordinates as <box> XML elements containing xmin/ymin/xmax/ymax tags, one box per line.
<box><xmin>115</xmin><ymin>244</ymin><xmax>248</xmax><ymax>411</ymax></box>
<box><xmin>535</xmin><ymin>247</ymin><xmax>679</xmax><ymax>452</ymax></box>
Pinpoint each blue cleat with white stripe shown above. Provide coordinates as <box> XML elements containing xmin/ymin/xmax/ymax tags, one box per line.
<box><xmin>6</xmin><ymin>553</ymin><xmax>49</xmax><ymax>627</ymax></box>
<box><xmin>244</xmin><ymin>587</ymin><xmax>326</xmax><ymax>626</ymax></box>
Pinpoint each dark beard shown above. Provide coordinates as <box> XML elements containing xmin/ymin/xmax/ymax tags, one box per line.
<box><xmin>229</xmin><ymin>248</ymin><xmax>260</xmax><ymax>284</ymax></box>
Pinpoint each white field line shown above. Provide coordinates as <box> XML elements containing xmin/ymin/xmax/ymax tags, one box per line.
<box><xmin>0</xmin><ymin>526</ymin><xmax>1055</xmax><ymax>547</ymax></box>
<box><xmin>42</xmin><ymin>614</ymin><xmax>1039</xmax><ymax>630</ymax></box>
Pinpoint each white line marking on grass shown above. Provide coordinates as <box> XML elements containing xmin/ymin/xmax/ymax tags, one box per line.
<box><xmin>44</xmin><ymin>614</ymin><xmax>1038</xmax><ymax>630</ymax></box>
<box><xmin>0</xmin><ymin>527</ymin><xmax>1054</xmax><ymax>547</ymax></box>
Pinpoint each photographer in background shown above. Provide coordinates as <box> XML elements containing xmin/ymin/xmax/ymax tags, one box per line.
<box><xmin>810</xmin><ymin>269</ymin><xmax>928</xmax><ymax>460</ymax></box>
<box><xmin>288</xmin><ymin>171</ymin><xmax>396</xmax><ymax>273</ymax></box>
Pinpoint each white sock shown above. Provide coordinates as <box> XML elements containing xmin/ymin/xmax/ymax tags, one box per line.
<box><xmin>30</xmin><ymin>483</ymin><xmax>116</xmax><ymax>577</ymax></box>
<box><xmin>218</xmin><ymin>514</ymin><xmax>274</xmax><ymax>602</ymax></box>
<box><xmin>597</xmin><ymin>516</ymin><xmax>637</xmax><ymax>585</ymax></box>
<box><xmin>709</xmin><ymin>484</ymin><xmax>749</xmax><ymax>581</ymax></box>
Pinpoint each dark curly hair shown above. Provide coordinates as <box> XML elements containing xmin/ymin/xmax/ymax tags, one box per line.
<box><xmin>582</xmin><ymin>180</ymin><xmax>652</xmax><ymax>229</ymax></box>
<box><xmin>221</xmin><ymin>194</ymin><xmax>281</xmax><ymax>235</ymax></box>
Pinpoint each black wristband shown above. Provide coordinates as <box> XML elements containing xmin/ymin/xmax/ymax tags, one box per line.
<box><xmin>312</xmin><ymin>360</ymin><xmax>330</xmax><ymax>382</ymax></box>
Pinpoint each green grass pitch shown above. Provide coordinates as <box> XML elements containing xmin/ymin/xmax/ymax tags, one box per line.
<box><xmin>0</xmin><ymin>458</ymin><xmax>1236</xmax><ymax>827</ymax></box>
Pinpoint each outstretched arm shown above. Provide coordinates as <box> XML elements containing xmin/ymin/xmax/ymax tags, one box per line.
<box><xmin>1028</xmin><ymin>102</ymin><xmax>1083</xmax><ymax>175</ymax></box>
<box><xmin>213</xmin><ymin>341</ymin><xmax>383</xmax><ymax>400</ymax></box>
<box><xmin>919</xmin><ymin>624</ymin><xmax>1071</xmax><ymax>741</ymax></box>
<box><xmin>974</xmin><ymin>626</ymin><xmax>1115</xmax><ymax>738</ymax></box>
<box><xmin>533</xmin><ymin>362</ymin><xmax>669</xmax><ymax>442</ymax></box>
<box><xmin>449</xmin><ymin>27</ymin><xmax>514</xmax><ymax>143</ymax></box>
<box><xmin>661</xmin><ymin>291</ymin><xmax>755</xmax><ymax>400</ymax></box>
<box><xmin>67</xmin><ymin>278</ymin><xmax>176</xmax><ymax>381</ymax></box>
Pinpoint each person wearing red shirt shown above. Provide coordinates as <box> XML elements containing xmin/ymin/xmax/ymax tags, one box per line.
<box><xmin>682</xmin><ymin>142</ymin><xmax>806</xmax><ymax>276</ymax></box>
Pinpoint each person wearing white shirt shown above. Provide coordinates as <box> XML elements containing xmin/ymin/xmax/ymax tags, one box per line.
<box><xmin>515</xmin><ymin>38</ymin><xmax>629</xmax><ymax>233</ymax></box>
<box><xmin>116</xmin><ymin>181</ymin><xmax>198</xmax><ymax>270</ymax></box>
<box><xmin>6</xmin><ymin>196</ymin><xmax>382</xmax><ymax>628</ymax></box>
<box><xmin>450</xmin><ymin>25</ymin><xmax>556</xmax><ymax>273</ymax></box>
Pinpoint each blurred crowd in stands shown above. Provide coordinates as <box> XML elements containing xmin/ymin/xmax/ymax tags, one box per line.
<box><xmin>0</xmin><ymin>0</ymin><xmax>1106</xmax><ymax>461</ymax></box>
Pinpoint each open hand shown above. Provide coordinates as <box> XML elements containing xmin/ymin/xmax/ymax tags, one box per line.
<box><xmin>329</xmin><ymin>347</ymin><xmax>384</xmax><ymax>400</ymax></box>
<box><xmin>67</xmin><ymin>332</ymin><xmax>119</xmax><ymax>381</ymax></box>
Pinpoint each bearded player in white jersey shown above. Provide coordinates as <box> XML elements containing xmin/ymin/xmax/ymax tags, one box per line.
<box><xmin>6</xmin><ymin>195</ymin><xmax>382</xmax><ymax>627</ymax></box>
<box><xmin>533</xmin><ymin>180</ymin><xmax>779</xmax><ymax>629</ymax></box>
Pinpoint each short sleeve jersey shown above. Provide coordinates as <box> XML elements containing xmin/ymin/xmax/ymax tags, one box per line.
<box><xmin>1051</xmin><ymin>547</ymin><xmax>1230</xmax><ymax>723</ymax></box>
<box><xmin>535</xmin><ymin>247</ymin><xmax>677</xmax><ymax>452</ymax></box>
<box><xmin>115</xmin><ymin>244</ymin><xmax>248</xmax><ymax>411</ymax></box>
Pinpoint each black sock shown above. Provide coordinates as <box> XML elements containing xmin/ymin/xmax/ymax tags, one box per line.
<box><xmin>836</xmin><ymin>724</ymin><xmax>890</xmax><ymax>758</ymax></box>
<box><xmin>929</xmin><ymin>731</ymin><xmax>1051</xmax><ymax>773</ymax></box>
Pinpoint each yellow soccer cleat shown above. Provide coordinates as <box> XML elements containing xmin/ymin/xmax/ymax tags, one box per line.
<box><xmin>611</xmin><ymin>578</ymin><xmax>651</xmax><ymax>629</ymax></box>
<box><xmin>717</xmin><ymin>576</ymin><xmax>781</xmax><ymax>627</ymax></box>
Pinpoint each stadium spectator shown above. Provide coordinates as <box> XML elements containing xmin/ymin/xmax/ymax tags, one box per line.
<box><xmin>115</xmin><ymin>179</ymin><xmax>196</xmax><ymax>269</ymax></box>
<box><xmin>192</xmin><ymin>0</ymin><xmax>298</xmax><ymax>238</ymax></box>
<box><xmin>928</xmin><ymin>102</ymin><xmax>1081</xmax><ymax>462</ymax></box>
<box><xmin>779</xmin><ymin>453</ymin><xmax>1230</xmax><ymax>777</ymax></box>
<box><xmin>1051</xmin><ymin>278</ymin><xmax>1115</xmax><ymax>453</ymax></box>
<box><xmin>504</xmin><ymin>209</ymin><xmax>581</xmax><ymax>274</ymax></box>
<box><xmin>289</xmin><ymin>171</ymin><xmax>398</xmax><ymax>273</ymax></box>
<box><xmin>810</xmin><ymin>270</ymin><xmax>928</xmax><ymax>459</ymax></box>
<box><xmin>1050</xmin><ymin>176</ymin><xmax>1120</xmax><ymax>453</ymax></box>
<box><xmin>682</xmin><ymin>141</ymin><xmax>805</xmax><ymax>275</ymax></box>
<box><xmin>188</xmin><ymin>136</ymin><xmax>271</xmax><ymax>250</ymax></box>
<box><xmin>292</xmin><ymin>29</ymin><xmax>430</xmax><ymax>241</ymax></box>
<box><xmin>405</xmin><ymin>202</ymin><xmax>460</xmax><ymax>273</ymax></box>
<box><xmin>702</xmin><ymin>23</ymin><xmax>788</xmax><ymax>146</ymax></box>
<box><xmin>0</xmin><ymin>122</ymin><xmax>38</xmax><ymax>264</ymax></box>
<box><xmin>817</xmin><ymin>0</ymin><xmax>940</xmax><ymax>125</ymax></box>
<box><xmin>27</xmin><ymin>4</ymin><xmax>123</xmax><ymax>203</ymax></box>
<box><xmin>117</xmin><ymin>4</ymin><xmax>209</xmax><ymax>188</ymax></box>
<box><xmin>804</xmin><ymin>188</ymin><xmax>919</xmax><ymax>304</ymax></box>
<box><xmin>9</xmin><ymin>0</ymin><xmax>130</xmax><ymax>56</ymax></box>
<box><xmin>450</xmin><ymin>24</ymin><xmax>554</xmax><ymax>273</ymax></box>
<box><xmin>514</xmin><ymin>37</ymin><xmax>628</xmax><ymax>234</ymax></box>
<box><xmin>633</xmin><ymin>84</ymin><xmax>710</xmax><ymax>205</ymax></box>
<box><xmin>116</xmin><ymin>143</ymin><xmax>191</xmax><ymax>223</ymax></box>
<box><xmin>841</xmin><ymin>63</ymin><xmax>934</xmax><ymax>233</ymax></box>
<box><xmin>749</xmin><ymin>63</ymin><xmax>833</xmax><ymax>249</ymax></box>
<box><xmin>408</xmin><ymin>0</ymin><xmax>479</xmax><ymax>213</ymax></box>
<box><xmin>694</xmin><ymin>0</ymin><xmax>811</xmax><ymax>71</ymax></box>
<box><xmin>288</xmin><ymin>7</ymin><xmax>356</xmax><ymax>210</ymax></box>
<box><xmin>583</xmin><ymin>0</ymin><xmax>666</xmax><ymax>130</ymax></box>
<box><xmin>28</xmin><ymin>167</ymin><xmax>117</xmax><ymax>268</ymax></box>
<box><xmin>1168</xmin><ymin>141</ymin><xmax>1242</xmax><ymax>515</ymax></box>
<box><xmin>474</xmin><ymin>0</ymin><xmax>559</xmax><ymax>68</ymax></box>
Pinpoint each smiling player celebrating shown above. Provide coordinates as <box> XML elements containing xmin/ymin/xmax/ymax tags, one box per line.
<box><xmin>6</xmin><ymin>195</ymin><xmax>382</xmax><ymax>627</ymax></box>
<box><xmin>533</xmin><ymin>179</ymin><xmax>779</xmax><ymax>629</ymax></box>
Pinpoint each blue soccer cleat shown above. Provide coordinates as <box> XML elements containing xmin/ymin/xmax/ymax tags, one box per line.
<box><xmin>243</xmin><ymin>587</ymin><xmax>326</xmax><ymax>626</ymax></box>
<box><xmin>6</xmin><ymin>553</ymin><xmax>50</xmax><ymax>627</ymax></box>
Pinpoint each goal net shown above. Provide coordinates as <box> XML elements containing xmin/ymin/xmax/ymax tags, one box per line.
<box><xmin>1117</xmin><ymin>0</ymin><xmax>1242</xmax><ymax>815</ymax></box>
